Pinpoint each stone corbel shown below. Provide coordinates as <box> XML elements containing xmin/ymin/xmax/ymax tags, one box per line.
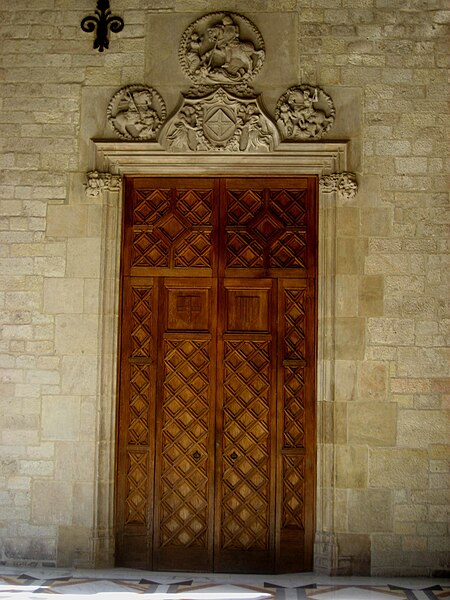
<box><xmin>319</xmin><ymin>172</ymin><xmax>358</xmax><ymax>201</ymax></box>
<box><xmin>85</xmin><ymin>170</ymin><xmax>122</xmax><ymax>198</ymax></box>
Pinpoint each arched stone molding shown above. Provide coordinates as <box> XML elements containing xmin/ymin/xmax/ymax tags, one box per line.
<box><xmin>88</xmin><ymin>141</ymin><xmax>357</xmax><ymax>573</ymax></box>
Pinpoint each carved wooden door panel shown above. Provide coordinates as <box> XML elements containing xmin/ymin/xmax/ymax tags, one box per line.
<box><xmin>116</xmin><ymin>176</ymin><xmax>316</xmax><ymax>573</ymax></box>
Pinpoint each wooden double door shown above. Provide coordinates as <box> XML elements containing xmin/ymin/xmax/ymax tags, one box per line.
<box><xmin>116</xmin><ymin>176</ymin><xmax>317</xmax><ymax>573</ymax></box>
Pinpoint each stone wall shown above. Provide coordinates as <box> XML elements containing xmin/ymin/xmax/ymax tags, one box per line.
<box><xmin>0</xmin><ymin>0</ymin><xmax>448</xmax><ymax>576</ymax></box>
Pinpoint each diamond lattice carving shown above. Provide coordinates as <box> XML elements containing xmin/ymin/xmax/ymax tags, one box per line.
<box><xmin>270</xmin><ymin>189</ymin><xmax>307</xmax><ymax>226</ymax></box>
<box><xmin>158</xmin><ymin>213</ymin><xmax>186</xmax><ymax>243</ymax></box>
<box><xmin>125</xmin><ymin>452</ymin><xmax>148</xmax><ymax>525</ymax></box>
<box><xmin>133</xmin><ymin>189</ymin><xmax>170</xmax><ymax>225</ymax></box>
<box><xmin>221</xmin><ymin>340</ymin><xmax>271</xmax><ymax>550</ymax></box>
<box><xmin>132</xmin><ymin>231</ymin><xmax>169</xmax><ymax>267</ymax></box>
<box><xmin>253</xmin><ymin>211</ymin><xmax>282</xmax><ymax>242</ymax></box>
<box><xmin>284</xmin><ymin>288</ymin><xmax>306</xmax><ymax>360</ymax></box>
<box><xmin>129</xmin><ymin>364</ymin><xmax>150</xmax><ymax>445</ymax></box>
<box><xmin>270</xmin><ymin>232</ymin><xmax>307</xmax><ymax>269</ymax></box>
<box><xmin>284</xmin><ymin>367</ymin><xmax>305</xmax><ymax>448</ymax></box>
<box><xmin>226</xmin><ymin>189</ymin><xmax>263</xmax><ymax>225</ymax></box>
<box><xmin>174</xmin><ymin>231</ymin><xmax>212</xmax><ymax>268</ymax></box>
<box><xmin>226</xmin><ymin>231</ymin><xmax>264</xmax><ymax>268</ymax></box>
<box><xmin>283</xmin><ymin>455</ymin><xmax>305</xmax><ymax>529</ymax></box>
<box><xmin>131</xmin><ymin>286</ymin><xmax>153</xmax><ymax>357</ymax></box>
<box><xmin>159</xmin><ymin>340</ymin><xmax>211</xmax><ymax>548</ymax></box>
<box><xmin>177</xmin><ymin>189</ymin><xmax>213</xmax><ymax>225</ymax></box>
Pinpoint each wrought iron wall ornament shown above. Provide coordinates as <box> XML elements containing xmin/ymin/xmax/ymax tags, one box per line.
<box><xmin>107</xmin><ymin>85</ymin><xmax>166</xmax><ymax>140</ymax></box>
<box><xmin>81</xmin><ymin>0</ymin><xmax>124</xmax><ymax>52</ymax></box>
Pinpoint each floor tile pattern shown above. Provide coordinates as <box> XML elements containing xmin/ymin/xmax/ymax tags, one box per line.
<box><xmin>0</xmin><ymin>572</ymin><xmax>448</xmax><ymax>600</ymax></box>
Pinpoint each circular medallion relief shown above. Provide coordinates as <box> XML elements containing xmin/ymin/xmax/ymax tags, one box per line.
<box><xmin>179</xmin><ymin>12</ymin><xmax>265</xmax><ymax>85</ymax></box>
<box><xmin>275</xmin><ymin>85</ymin><xmax>335</xmax><ymax>141</ymax></box>
<box><xmin>107</xmin><ymin>85</ymin><xmax>166</xmax><ymax>140</ymax></box>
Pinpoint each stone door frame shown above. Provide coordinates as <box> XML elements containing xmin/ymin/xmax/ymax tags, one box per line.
<box><xmin>88</xmin><ymin>140</ymin><xmax>355</xmax><ymax>573</ymax></box>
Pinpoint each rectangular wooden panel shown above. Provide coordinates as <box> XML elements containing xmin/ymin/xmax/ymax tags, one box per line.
<box><xmin>221</xmin><ymin>178</ymin><xmax>315</xmax><ymax>279</ymax></box>
<box><xmin>215</xmin><ymin>278</ymin><xmax>277</xmax><ymax>573</ymax></box>
<box><xmin>116</xmin><ymin>278</ymin><xmax>156</xmax><ymax>568</ymax></box>
<box><xmin>152</xmin><ymin>278</ymin><xmax>217</xmax><ymax>571</ymax></box>
<box><xmin>276</xmin><ymin>278</ymin><xmax>316</xmax><ymax>572</ymax></box>
<box><xmin>124</xmin><ymin>177</ymin><xmax>219</xmax><ymax>278</ymax></box>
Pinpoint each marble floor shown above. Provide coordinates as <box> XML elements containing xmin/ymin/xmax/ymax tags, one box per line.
<box><xmin>0</xmin><ymin>568</ymin><xmax>448</xmax><ymax>600</ymax></box>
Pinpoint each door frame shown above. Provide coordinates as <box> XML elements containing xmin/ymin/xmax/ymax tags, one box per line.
<box><xmin>89</xmin><ymin>141</ymin><xmax>354</xmax><ymax>573</ymax></box>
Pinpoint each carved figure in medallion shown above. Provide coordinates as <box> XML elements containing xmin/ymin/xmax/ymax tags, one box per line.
<box><xmin>107</xmin><ymin>85</ymin><xmax>166</xmax><ymax>140</ymax></box>
<box><xmin>275</xmin><ymin>85</ymin><xmax>335</xmax><ymax>141</ymax></box>
<box><xmin>179</xmin><ymin>12</ymin><xmax>265</xmax><ymax>85</ymax></box>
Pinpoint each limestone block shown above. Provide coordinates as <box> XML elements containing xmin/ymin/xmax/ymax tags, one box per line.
<box><xmin>41</xmin><ymin>396</ymin><xmax>81</xmax><ymax>441</ymax></box>
<box><xmin>336</xmin><ymin>276</ymin><xmax>359</xmax><ymax>317</ymax></box>
<box><xmin>394</xmin><ymin>503</ymin><xmax>427</xmax><ymax>522</ymax></box>
<box><xmin>19</xmin><ymin>460</ymin><xmax>54</xmax><ymax>477</ymax></box>
<box><xmin>66</xmin><ymin>238</ymin><xmax>101</xmax><ymax>278</ymax></box>
<box><xmin>398</xmin><ymin>347</ymin><xmax>450</xmax><ymax>378</ymax></box>
<box><xmin>83</xmin><ymin>279</ymin><xmax>100</xmax><ymax>314</ymax></box>
<box><xmin>361</xmin><ymin>208</ymin><xmax>392</xmax><ymax>237</ymax></box>
<box><xmin>55</xmin><ymin>442</ymin><xmax>95</xmax><ymax>483</ymax></box>
<box><xmin>61</xmin><ymin>356</ymin><xmax>97</xmax><ymax>396</ymax></box>
<box><xmin>335</xmin><ymin>360</ymin><xmax>357</xmax><ymax>402</ymax></box>
<box><xmin>32</xmin><ymin>480</ymin><xmax>73</xmax><ymax>526</ymax></box>
<box><xmin>368</xmin><ymin>318</ymin><xmax>415</xmax><ymax>345</ymax></box>
<box><xmin>348</xmin><ymin>489</ymin><xmax>393</xmax><ymax>533</ymax></box>
<box><xmin>397</xmin><ymin>409</ymin><xmax>449</xmax><ymax>448</ymax></box>
<box><xmin>334</xmin><ymin>489</ymin><xmax>348</xmax><ymax>532</ymax></box>
<box><xmin>4</xmin><ymin>538</ymin><xmax>56</xmax><ymax>561</ymax></box>
<box><xmin>43</xmin><ymin>279</ymin><xmax>84</xmax><ymax>314</ymax></box>
<box><xmin>358</xmin><ymin>275</ymin><xmax>384</xmax><ymax>317</ymax></box>
<box><xmin>57</xmin><ymin>526</ymin><xmax>93</xmax><ymax>567</ymax></box>
<box><xmin>55</xmin><ymin>315</ymin><xmax>99</xmax><ymax>355</ymax></box>
<box><xmin>335</xmin><ymin>318</ymin><xmax>365</xmax><ymax>360</ymax></box>
<box><xmin>336</xmin><ymin>207</ymin><xmax>360</xmax><ymax>236</ymax></box>
<box><xmin>337</xmin><ymin>238</ymin><xmax>366</xmax><ymax>274</ymax></box>
<box><xmin>348</xmin><ymin>401</ymin><xmax>397</xmax><ymax>446</ymax></box>
<box><xmin>72</xmin><ymin>483</ymin><xmax>95</xmax><ymax>528</ymax></box>
<box><xmin>336</xmin><ymin>532</ymin><xmax>371</xmax><ymax>575</ymax></box>
<box><xmin>357</xmin><ymin>361</ymin><xmax>388</xmax><ymax>402</ymax></box>
<box><xmin>336</xmin><ymin>445</ymin><xmax>368</xmax><ymax>488</ymax></box>
<box><xmin>370</xmin><ymin>448</ymin><xmax>428</xmax><ymax>488</ymax></box>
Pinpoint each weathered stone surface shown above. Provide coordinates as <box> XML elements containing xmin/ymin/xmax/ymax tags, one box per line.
<box><xmin>348</xmin><ymin>401</ymin><xmax>397</xmax><ymax>446</ymax></box>
<box><xmin>41</xmin><ymin>396</ymin><xmax>81</xmax><ymax>441</ymax></box>
<box><xmin>370</xmin><ymin>448</ymin><xmax>429</xmax><ymax>489</ymax></box>
<box><xmin>348</xmin><ymin>489</ymin><xmax>393</xmax><ymax>533</ymax></box>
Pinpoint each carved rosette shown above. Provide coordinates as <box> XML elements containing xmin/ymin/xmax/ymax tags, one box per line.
<box><xmin>319</xmin><ymin>172</ymin><xmax>358</xmax><ymax>201</ymax></box>
<box><xmin>85</xmin><ymin>170</ymin><xmax>122</xmax><ymax>197</ymax></box>
<box><xmin>159</xmin><ymin>87</ymin><xmax>279</xmax><ymax>153</ymax></box>
<box><xmin>275</xmin><ymin>85</ymin><xmax>335</xmax><ymax>141</ymax></box>
<box><xmin>179</xmin><ymin>12</ymin><xmax>265</xmax><ymax>86</ymax></box>
<box><xmin>107</xmin><ymin>85</ymin><xmax>166</xmax><ymax>140</ymax></box>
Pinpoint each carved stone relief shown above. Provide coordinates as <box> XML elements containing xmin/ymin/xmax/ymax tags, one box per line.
<box><xmin>85</xmin><ymin>170</ymin><xmax>122</xmax><ymax>197</ymax></box>
<box><xmin>319</xmin><ymin>172</ymin><xmax>358</xmax><ymax>201</ymax></box>
<box><xmin>107</xmin><ymin>85</ymin><xmax>166</xmax><ymax>140</ymax></box>
<box><xmin>179</xmin><ymin>12</ymin><xmax>265</xmax><ymax>86</ymax></box>
<box><xmin>99</xmin><ymin>11</ymin><xmax>356</xmax><ymax>192</ymax></box>
<box><xmin>275</xmin><ymin>85</ymin><xmax>335</xmax><ymax>141</ymax></box>
<box><xmin>160</xmin><ymin>87</ymin><xmax>278</xmax><ymax>153</ymax></box>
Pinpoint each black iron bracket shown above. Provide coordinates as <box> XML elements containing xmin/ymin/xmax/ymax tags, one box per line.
<box><xmin>81</xmin><ymin>0</ymin><xmax>124</xmax><ymax>52</ymax></box>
